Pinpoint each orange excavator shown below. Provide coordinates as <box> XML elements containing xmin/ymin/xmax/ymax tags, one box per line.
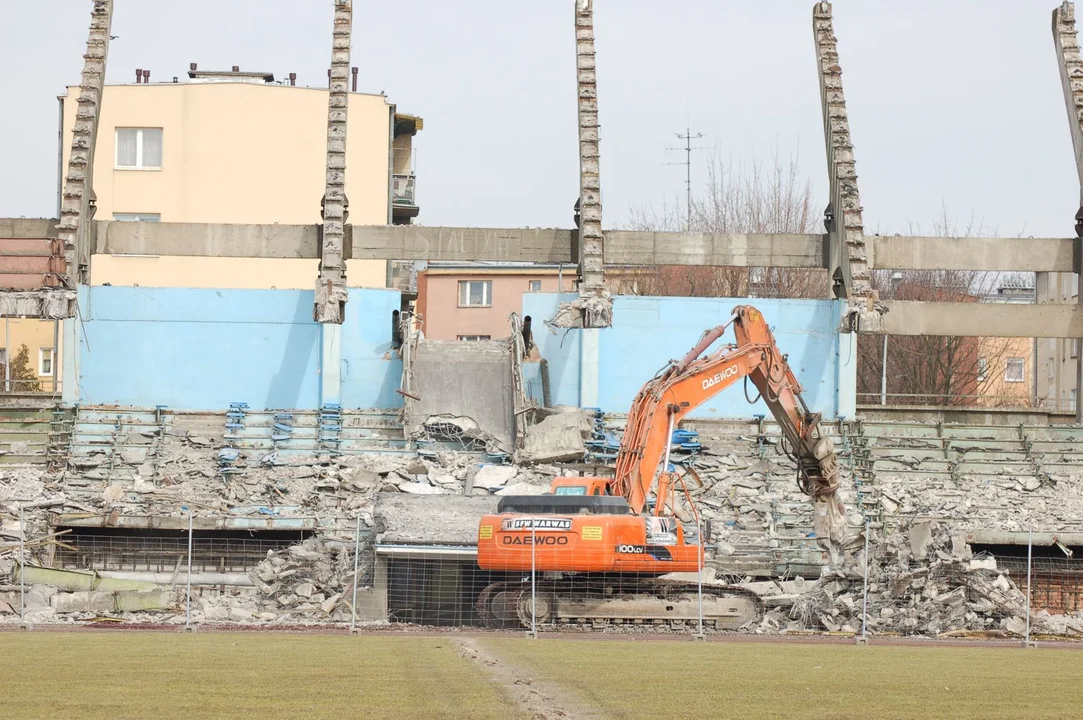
<box><xmin>475</xmin><ymin>305</ymin><xmax>848</xmax><ymax>629</ymax></box>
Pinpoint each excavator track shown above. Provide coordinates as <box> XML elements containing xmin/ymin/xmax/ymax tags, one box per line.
<box><xmin>477</xmin><ymin>579</ymin><xmax>764</xmax><ymax>631</ymax></box>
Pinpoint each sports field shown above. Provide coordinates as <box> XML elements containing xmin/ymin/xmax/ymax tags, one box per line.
<box><xmin>1</xmin><ymin>632</ymin><xmax>1080</xmax><ymax>719</ymax></box>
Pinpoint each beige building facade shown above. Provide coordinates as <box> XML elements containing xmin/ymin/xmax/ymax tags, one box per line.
<box><xmin>59</xmin><ymin>69</ymin><xmax>421</xmax><ymax>289</ymax></box>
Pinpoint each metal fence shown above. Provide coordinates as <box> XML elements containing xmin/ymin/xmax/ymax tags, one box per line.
<box><xmin>5</xmin><ymin>513</ymin><xmax>1083</xmax><ymax>645</ymax></box>
<box><xmin>857</xmin><ymin>392</ymin><xmax>1076</xmax><ymax>413</ymax></box>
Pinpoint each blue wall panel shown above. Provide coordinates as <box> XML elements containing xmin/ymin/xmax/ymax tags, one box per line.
<box><xmin>340</xmin><ymin>288</ymin><xmax>404</xmax><ymax>409</ymax></box>
<box><xmin>523</xmin><ymin>294</ymin><xmax>846</xmax><ymax>419</ymax></box>
<box><xmin>522</xmin><ymin>293</ymin><xmax>581</xmax><ymax>407</ymax></box>
<box><xmin>73</xmin><ymin>286</ymin><xmax>403</xmax><ymax>411</ymax></box>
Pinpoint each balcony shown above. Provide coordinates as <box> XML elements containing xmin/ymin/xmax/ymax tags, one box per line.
<box><xmin>392</xmin><ymin>174</ymin><xmax>419</xmax><ymax>223</ymax></box>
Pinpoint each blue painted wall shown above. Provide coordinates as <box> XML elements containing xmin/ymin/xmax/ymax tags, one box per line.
<box><xmin>67</xmin><ymin>286</ymin><xmax>402</xmax><ymax>411</ymax></box>
<box><xmin>523</xmin><ymin>294</ymin><xmax>851</xmax><ymax>419</ymax></box>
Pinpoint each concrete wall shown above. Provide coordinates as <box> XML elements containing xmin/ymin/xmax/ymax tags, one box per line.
<box><xmin>63</xmin><ymin>286</ymin><xmax>402</xmax><ymax>411</ymax></box>
<box><xmin>523</xmin><ymin>294</ymin><xmax>854</xmax><ymax>420</ymax></box>
<box><xmin>1037</xmin><ymin>271</ymin><xmax>1079</xmax><ymax>412</ymax></box>
<box><xmin>418</xmin><ymin>269</ymin><xmax>576</xmax><ymax>340</ymax></box>
<box><xmin>90</xmin><ymin>256</ymin><xmax>387</xmax><ymax>290</ymax></box>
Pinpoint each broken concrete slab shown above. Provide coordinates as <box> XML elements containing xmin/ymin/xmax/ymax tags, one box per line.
<box><xmin>473</xmin><ymin>465</ymin><xmax>517</xmax><ymax>490</ymax></box>
<box><xmin>515</xmin><ymin>409</ymin><xmax>589</xmax><ymax>465</ymax></box>
<box><xmin>494</xmin><ymin>482</ymin><xmax>549</xmax><ymax>496</ymax></box>
<box><xmin>374</xmin><ymin>494</ymin><xmax>499</xmax><ymax>545</ymax></box>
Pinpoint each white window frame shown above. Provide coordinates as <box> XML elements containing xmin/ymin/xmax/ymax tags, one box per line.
<box><xmin>38</xmin><ymin>348</ymin><xmax>54</xmax><ymax>377</ymax></box>
<box><xmin>457</xmin><ymin>335</ymin><xmax>491</xmax><ymax>341</ymax></box>
<box><xmin>113</xmin><ymin>213</ymin><xmax>161</xmax><ymax>222</ymax></box>
<box><xmin>976</xmin><ymin>356</ymin><xmax>988</xmax><ymax>383</ymax></box>
<box><xmin>115</xmin><ymin>127</ymin><xmax>163</xmax><ymax>169</ymax></box>
<box><xmin>458</xmin><ymin>280</ymin><xmax>492</xmax><ymax>308</ymax></box>
<box><xmin>528</xmin><ymin>280</ymin><xmax>542</xmax><ymax>292</ymax></box>
<box><xmin>1004</xmin><ymin>357</ymin><xmax>1025</xmax><ymax>383</ymax></box>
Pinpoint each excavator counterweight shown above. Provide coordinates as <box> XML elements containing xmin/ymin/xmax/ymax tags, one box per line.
<box><xmin>475</xmin><ymin>305</ymin><xmax>847</xmax><ymax>629</ymax></box>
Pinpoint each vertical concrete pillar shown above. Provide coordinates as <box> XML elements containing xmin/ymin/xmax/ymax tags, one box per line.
<box><xmin>579</xmin><ymin>328</ymin><xmax>601</xmax><ymax>409</ymax></box>
<box><xmin>835</xmin><ymin>304</ymin><xmax>858</xmax><ymax>418</ymax></box>
<box><xmin>61</xmin><ymin>315</ymin><xmax>81</xmax><ymax>405</ymax></box>
<box><xmin>54</xmin><ymin>0</ymin><xmax>113</xmax><ymax>318</ymax></box>
<box><xmin>574</xmin><ymin>0</ymin><xmax>612</xmax><ymax>328</ymax></box>
<box><xmin>1051</xmin><ymin>1</ymin><xmax>1083</xmax><ymax>421</ymax></box>
<box><xmin>320</xmin><ymin>323</ymin><xmax>343</xmax><ymax>407</ymax></box>
<box><xmin>314</xmin><ymin>0</ymin><xmax>352</xmax><ymax>324</ymax></box>
<box><xmin>813</xmin><ymin>2</ymin><xmax>881</xmax><ymax>333</ymax></box>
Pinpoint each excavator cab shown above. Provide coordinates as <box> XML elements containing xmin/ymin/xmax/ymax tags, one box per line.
<box><xmin>549</xmin><ymin>476</ymin><xmax>610</xmax><ymax>497</ymax></box>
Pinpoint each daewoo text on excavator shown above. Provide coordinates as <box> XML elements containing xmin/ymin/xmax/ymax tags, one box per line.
<box><xmin>475</xmin><ymin>305</ymin><xmax>848</xmax><ymax>629</ymax></box>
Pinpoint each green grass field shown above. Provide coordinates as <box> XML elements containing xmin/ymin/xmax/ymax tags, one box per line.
<box><xmin>0</xmin><ymin>633</ymin><xmax>519</xmax><ymax>720</ymax></box>
<box><xmin>484</xmin><ymin>637</ymin><xmax>1083</xmax><ymax>720</ymax></box>
<box><xmin>2</xmin><ymin>632</ymin><xmax>1080</xmax><ymax>719</ymax></box>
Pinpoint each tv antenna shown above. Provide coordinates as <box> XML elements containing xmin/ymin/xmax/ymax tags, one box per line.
<box><xmin>664</xmin><ymin>127</ymin><xmax>709</xmax><ymax>231</ymax></box>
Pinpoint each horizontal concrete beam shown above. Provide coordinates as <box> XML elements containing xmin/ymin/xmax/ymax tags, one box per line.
<box><xmin>879</xmin><ymin>300</ymin><xmax>1083</xmax><ymax>337</ymax></box>
<box><xmin>872</xmin><ymin>235</ymin><xmax>1077</xmax><ymax>272</ymax></box>
<box><xmin>348</xmin><ymin>225</ymin><xmax>575</xmax><ymax>263</ymax></box>
<box><xmin>0</xmin><ymin>218</ymin><xmax>58</xmax><ymax>239</ymax></box>
<box><xmin>93</xmin><ymin>221</ymin><xmax>319</xmax><ymax>258</ymax></box>
<box><xmin>603</xmin><ymin>231</ymin><xmax>823</xmax><ymax>267</ymax></box>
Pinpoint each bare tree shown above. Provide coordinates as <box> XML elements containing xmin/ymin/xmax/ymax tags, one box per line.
<box><xmin>620</xmin><ymin>152</ymin><xmax>828</xmax><ymax>298</ymax></box>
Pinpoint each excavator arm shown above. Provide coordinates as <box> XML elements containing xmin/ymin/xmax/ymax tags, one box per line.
<box><xmin>612</xmin><ymin>305</ymin><xmax>847</xmax><ymax>545</ymax></box>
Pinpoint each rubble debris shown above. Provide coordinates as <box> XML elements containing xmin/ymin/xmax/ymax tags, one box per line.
<box><xmin>515</xmin><ymin>408</ymin><xmax>590</xmax><ymax>465</ymax></box>
<box><xmin>544</xmin><ymin>289</ymin><xmax>613</xmax><ymax>329</ymax></box>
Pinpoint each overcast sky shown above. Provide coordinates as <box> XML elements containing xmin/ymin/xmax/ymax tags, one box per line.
<box><xmin>0</xmin><ymin>0</ymin><xmax>1078</xmax><ymax>236</ymax></box>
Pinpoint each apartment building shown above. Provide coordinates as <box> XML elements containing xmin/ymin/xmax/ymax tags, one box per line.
<box><xmin>59</xmin><ymin>64</ymin><xmax>422</xmax><ymax>289</ymax></box>
<box><xmin>415</xmin><ymin>263</ymin><xmax>577</xmax><ymax>340</ymax></box>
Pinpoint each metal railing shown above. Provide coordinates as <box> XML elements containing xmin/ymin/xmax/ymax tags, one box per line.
<box><xmin>392</xmin><ymin>173</ymin><xmax>416</xmax><ymax>206</ymax></box>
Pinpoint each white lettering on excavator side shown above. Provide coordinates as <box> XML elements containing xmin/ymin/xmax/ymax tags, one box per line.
<box><xmin>701</xmin><ymin>364</ymin><xmax>740</xmax><ymax>391</ymax></box>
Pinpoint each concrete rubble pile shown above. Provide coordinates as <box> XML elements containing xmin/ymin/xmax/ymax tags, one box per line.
<box><xmin>236</xmin><ymin>536</ymin><xmax>359</xmax><ymax>622</ymax></box>
<box><xmin>740</xmin><ymin>521</ymin><xmax>1083</xmax><ymax>638</ymax></box>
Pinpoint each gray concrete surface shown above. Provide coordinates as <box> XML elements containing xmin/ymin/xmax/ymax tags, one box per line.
<box><xmin>405</xmin><ymin>340</ymin><xmax>516</xmax><ymax>452</ymax></box>
<box><xmin>881</xmin><ymin>300</ymin><xmax>1083</xmax><ymax>337</ymax></box>
<box><xmin>374</xmin><ymin>494</ymin><xmax>499</xmax><ymax>545</ymax></box>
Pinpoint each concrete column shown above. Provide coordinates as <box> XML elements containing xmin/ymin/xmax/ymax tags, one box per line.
<box><xmin>320</xmin><ymin>323</ymin><xmax>343</xmax><ymax>407</ymax></box>
<box><xmin>835</xmin><ymin>302</ymin><xmax>858</xmax><ymax>417</ymax></box>
<box><xmin>314</xmin><ymin>0</ymin><xmax>352</xmax><ymax>324</ymax></box>
<box><xmin>812</xmin><ymin>2</ymin><xmax>881</xmax><ymax>333</ymax></box>
<box><xmin>574</xmin><ymin>0</ymin><xmax>612</xmax><ymax>328</ymax></box>
<box><xmin>1051</xmin><ymin>1</ymin><xmax>1083</xmax><ymax>422</ymax></box>
<box><xmin>54</xmin><ymin>0</ymin><xmax>113</xmax><ymax>318</ymax></box>
<box><xmin>61</xmin><ymin>316</ymin><xmax>80</xmax><ymax>405</ymax></box>
<box><xmin>579</xmin><ymin>328</ymin><xmax>600</xmax><ymax>408</ymax></box>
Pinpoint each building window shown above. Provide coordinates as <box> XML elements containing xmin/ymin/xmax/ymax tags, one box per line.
<box><xmin>457</xmin><ymin>335</ymin><xmax>491</xmax><ymax>341</ymax></box>
<box><xmin>1073</xmin><ymin>389</ymin><xmax>1079</xmax><ymax>413</ymax></box>
<box><xmin>458</xmin><ymin>280</ymin><xmax>492</xmax><ymax>307</ymax></box>
<box><xmin>977</xmin><ymin>356</ymin><xmax>988</xmax><ymax>382</ymax></box>
<box><xmin>528</xmin><ymin>280</ymin><xmax>542</xmax><ymax>292</ymax></box>
<box><xmin>113</xmin><ymin>213</ymin><xmax>161</xmax><ymax>222</ymax></box>
<box><xmin>115</xmin><ymin>128</ymin><xmax>163</xmax><ymax>169</ymax></box>
<box><xmin>38</xmin><ymin>348</ymin><xmax>54</xmax><ymax>377</ymax></box>
<box><xmin>1004</xmin><ymin>357</ymin><xmax>1025</xmax><ymax>383</ymax></box>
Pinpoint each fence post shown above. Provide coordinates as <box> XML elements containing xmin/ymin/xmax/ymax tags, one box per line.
<box><xmin>184</xmin><ymin>507</ymin><xmax>195</xmax><ymax>632</ymax></box>
<box><xmin>693</xmin><ymin>517</ymin><xmax>705</xmax><ymax>640</ymax></box>
<box><xmin>527</xmin><ymin>525</ymin><xmax>537</xmax><ymax>639</ymax></box>
<box><xmin>856</xmin><ymin>519</ymin><xmax>870</xmax><ymax>645</ymax></box>
<box><xmin>1024</xmin><ymin>529</ymin><xmax>1035</xmax><ymax>648</ymax></box>
<box><xmin>18</xmin><ymin>505</ymin><xmax>27</xmax><ymax>630</ymax></box>
<box><xmin>350</xmin><ymin>514</ymin><xmax>361</xmax><ymax>635</ymax></box>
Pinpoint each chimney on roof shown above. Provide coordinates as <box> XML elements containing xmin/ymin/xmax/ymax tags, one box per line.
<box><xmin>190</xmin><ymin>62</ymin><xmax>197</xmax><ymax>72</ymax></box>
<box><xmin>351</xmin><ymin>66</ymin><xmax>358</xmax><ymax>92</ymax></box>
<box><xmin>289</xmin><ymin>72</ymin><xmax>297</xmax><ymax>87</ymax></box>
<box><xmin>232</xmin><ymin>65</ymin><xmax>240</xmax><ymax>72</ymax></box>
<box><xmin>327</xmin><ymin>68</ymin><xmax>331</xmax><ymax>88</ymax></box>
<box><xmin>135</xmin><ymin>68</ymin><xmax>142</xmax><ymax>83</ymax></box>
<box><xmin>142</xmin><ymin>69</ymin><xmax>149</xmax><ymax>83</ymax></box>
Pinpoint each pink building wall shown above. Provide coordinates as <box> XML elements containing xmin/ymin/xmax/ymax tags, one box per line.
<box><xmin>417</xmin><ymin>271</ymin><xmax>575</xmax><ymax>340</ymax></box>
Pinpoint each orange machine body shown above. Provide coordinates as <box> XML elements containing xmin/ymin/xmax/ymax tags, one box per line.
<box><xmin>476</xmin><ymin>476</ymin><xmax>703</xmax><ymax>574</ymax></box>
